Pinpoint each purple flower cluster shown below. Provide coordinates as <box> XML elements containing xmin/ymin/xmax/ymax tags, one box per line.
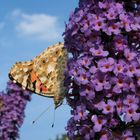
<box><xmin>0</xmin><ymin>81</ymin><xmax>31</xmax><ymax>140</ymax></box>
<box><xmin>64</xmin><ymin>0</ymin><xmax>140</xmax><ymax>139</ymax></box>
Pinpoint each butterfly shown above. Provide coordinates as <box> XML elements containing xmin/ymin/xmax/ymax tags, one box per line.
<box><xmin>9</xmin><ymin>42</ymin><xmax>68</xmax><ymax>108</ymax></box>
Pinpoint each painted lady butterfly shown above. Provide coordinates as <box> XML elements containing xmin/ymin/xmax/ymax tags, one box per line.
<box><xmin>9</xmin><ymin>42</ymin><xmax>68</xmax><ymax>108</ymax></box>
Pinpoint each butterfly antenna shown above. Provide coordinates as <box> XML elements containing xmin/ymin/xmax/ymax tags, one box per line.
<box><xmin>51</xmin><ymin>108</ymin><xmax>56</xmax><ymax>128</ymax></box>
<box><xmin>32</xmin><ymin>104</ymin><xmax>52</xmax><ymax>124</ymax></box>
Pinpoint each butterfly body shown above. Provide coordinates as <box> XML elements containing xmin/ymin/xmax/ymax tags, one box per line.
<box><xmin>9</xmin><ymin>43</ymin><xmax>68</xmax><ymax>108</ymax></box>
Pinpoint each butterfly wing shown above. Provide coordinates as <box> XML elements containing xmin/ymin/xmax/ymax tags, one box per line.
<box><xmin>33</xmin><ymin>43</ymin><xmax>68</xmax><ymax>107</ymax></box>
<box><xmin>9</xmin><ymin>61</ymin><xmax>54</xmax><ymax>95</ymax></box>
<box><xmin>9</xmin><ymin>43</ymin><xmax>68</xmax><ymax>108</ymax></box>
<box><xmin>9</xmin><ymin>61</ymin><xmax>33</xmax><ymax>90</ymax></box>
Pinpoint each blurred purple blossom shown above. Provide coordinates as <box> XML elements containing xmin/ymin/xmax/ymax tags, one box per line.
<box><xmin>126</xmin><ymin>61</ymin><xmax>138</xmax><ymax>77</ymax></box>
<box><xmin>98</xmin><ymin>57</ymin><xmax>115</xmax><ymax>73</ymax></box>
<box><xmin>91</xmin><ymin>72</ymin><xmax>111</xmax><ymax>91</ymax></box>
<box><xmin>95</xmin><ymin>100</ymin><xmax>116</xmax><ymax>115</ymax></box>
<box><xmin>123</xmin><ymin>95</ymin><xmax>139</xmax><ymax>106</ymax></box>
<box><xmin>91</xmin><ymin>115</ymin><xmax>107</xmax><ymax>132</ymax></box>
<box><xmin>0</xmin><ymin>81</ymin><xmax>31</xmax><ymax>140</ymax></box>
<box><xmin>90</xmin><ymin>45</ymin><xmax>109</xmax><ymax>57</ymax></box>
<box><xmin>114</xmin><ymin>59</ymin><xmax>126</xmax><ymax>75</ymax></box>
<box><xmin>123</xmin><ymin>105</ymin><xmax>140</xmax><ymax>123</ymax></box>
<box><xmin>124</xmin><ymin>48</ymin><xmax>137</xmax><ymax>61</ymax></box>
<box><xmin>89</xmin><ymin>66</ymin><xmax>97</xmax><ymax>74</ymax></box>
<box><xmin>76</xmin><ymin>71</ymin><xmax>90</xmax><ymax>85</ymax></box>
<box><xmin>122</xmin><ymin>130</ymin><xmax>135</xmax><ymax>140</ymax></box>
<box><xmin>114</xmin><ymin>35</ymin><xmax>128</xmax><ymax>51</ymax></box>
<box><xmin>77</xmin><ymin>55</ymin><xmax>92</xmax><ymax>68</ymax></box>
<box><xmin>105</xmin><ymin>8</ymin><xmax>117</xmax><ymax>20</ymax></box>
<box><xmin>112</xmin><ymin>74</ymin><xmax>129</xmax><ymax>93</ymax></box>
<box><xmin>120</xmin><ymin>13</ymin><xmax>132</xmax><ymax>32</ymax></box>
<box><xmin>80</xmin><ymin>85</ymin><xmax>95</xmax><ymax>100</ymax></box>
<box><xmin>91</xmin><ymin>15</ymin><xmax>106</xmax><ymax>31</ymax></box>
<box><xmin>73</xmin><ymin>104</ymin><xmax>88</xmax><ymax>121</ymax></box>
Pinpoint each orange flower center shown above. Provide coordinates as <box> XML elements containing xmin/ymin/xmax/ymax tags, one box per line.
<box><xmin>106</xmin><ymin>105</ymin><xmax>111</xmax><ymax>111</ymax></box>
<box><xmin>128</xmin><ymin>99</ymin><xmax>133</xmax><ymax>104</ymax></box>
<box><xmin>83</xmin><ymin>60</ymin><xmax>88</xmax><ymax>64</ymax></box>
<box><xmin>117</xmin><ymin>40</ymin><xmax>123</xmax><ymax>44</ymax></box>
<box><xmin>98</xmin><ymin>119</ymin><xmax>102</xmax><ymax>124</ymax></box>
<box><xmin>82</xmin><ymin>74</ymin><xmax>86</xmax><ymax>80</ymax></box>
<box><xmin>99</xmin><ymin>79</ymin><xmax>103</xmax><ymax>83</ymax></box>
<box><xmin>118</xmin><ymin>66</ymin><xmax>122</xmax><ymax>71</ymax></box>
<box><xmin>112</xmin><ymin>25</ymin><xmax>117</xmax><ymax>29</ymax></box>
<box><xmin>128</xmin><ymin>109</ymin><xmax>133</xmax><ymax>114</ymax></box>
<box><xmin>96</xmin><ymin>50</ymin><xmax>101</xmax><ymax>55</ymax></box>
<box><xmin>129</xmin><ymin>67</ymin><xmax>134</xmax><ymax>72</ymax></box>
<box><xmin>97</xmin><ymin>22</ymin><xmax>102</xmax><ymax>26</ymax></box>
<box><xmin>110</xmin><ymin>14</ymin><xmax>113</xmax><ymax>18</ymax></box>
<box><xmin>105</xmin><ymin>64</ymin><xmax>110</xmax><ymax>69</ymax></box>
<box><xmin>118</xmin><ymin>79</ymin><xmax>123</xmax><ymax>85</ymax></box>
<box><xmin>79</xmin><ymin>112</ymin><xmax>83</xmax><ymax>117</ymax></box>
<box><xmin>117</xmin><ymin>103</ymin><xmax>122</xmax><ymax>109</ymax></box>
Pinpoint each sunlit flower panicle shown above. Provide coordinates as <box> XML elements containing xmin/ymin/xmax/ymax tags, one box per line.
<box><xmin>64</xmin><ymin>0</ymin><xmax>140</xmax><ymax>139</ymax></box>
